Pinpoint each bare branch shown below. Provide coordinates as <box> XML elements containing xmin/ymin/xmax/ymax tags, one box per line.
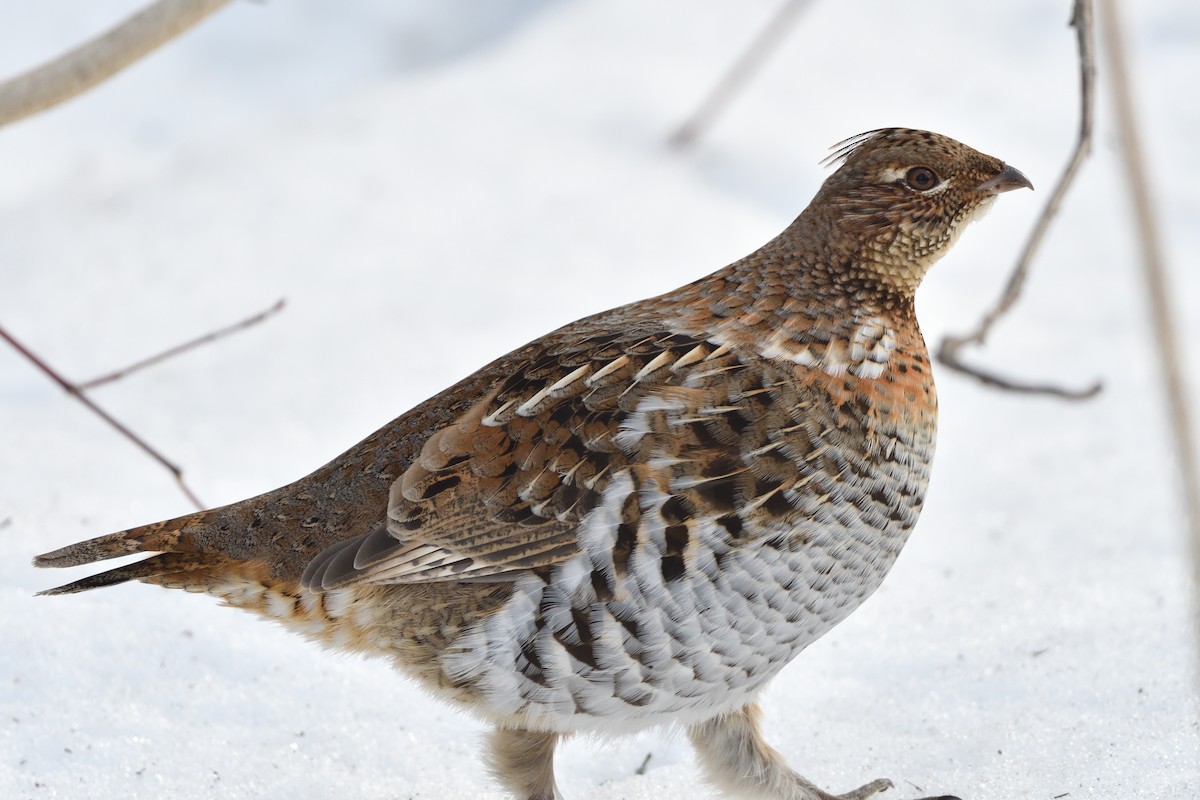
<box><xmin>0</xmin><ymin>325</ymin><xmax>204</xmax><ymax>510</ymax></box>
<box><xmin>936</xmin><ymin>0</ymin><xmax>1101</xmax><ymax>401</ymax></box>
<box><xmin>0</xmin><ymin>0</ymin><xmax>233</xmax><ymax>128</ymax></box>
<box><xmin>668</xmin><ymin>0</ymin><xmax>815</xmax><ymax>149</ymax></box>
<box><xmin>79</xmin><ymin>298</ymin><xmax>285</xmax><ymax>390</ymax></box>
<box><xmin>932</xmin><ymin>356</ymin><xmax>1101</xmax><ymax>401</ymax></box>
<box><xmin>1096</xmin><ymin>0</ymin><xmax>1200</xmax><ymax>624</ymax></box>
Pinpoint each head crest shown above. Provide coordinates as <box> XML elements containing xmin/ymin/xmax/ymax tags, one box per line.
<box><xmin>819</xmin><ymin>129</ymin><xmax>888</xmax><ymax>169</ymax></box>
<box><xmin>819</xmin><ymin>128</ymin><xmax>942</xmax><ymax>170</ymax></box>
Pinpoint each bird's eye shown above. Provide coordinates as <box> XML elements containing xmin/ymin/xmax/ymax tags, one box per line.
<box><xmin>905</xmin><ymin>167</ymin><xmax>939</xmax><ymax>191</ymax></box>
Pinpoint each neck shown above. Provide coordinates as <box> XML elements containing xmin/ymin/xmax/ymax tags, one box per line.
<box><xmin>661</xmin><ymin>209</ymin><xmax>919</xmax><ymax>350</ymax></box>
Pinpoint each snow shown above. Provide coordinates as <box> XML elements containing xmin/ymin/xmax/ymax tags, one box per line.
<box><xmin>1</xmin><ymin>0</ymin><xmax>1197</xmax><ymax>798</ymax></box>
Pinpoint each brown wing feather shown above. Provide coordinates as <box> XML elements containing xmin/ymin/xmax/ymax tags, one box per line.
<box><xmin>302</xmin><ymin>327</ymin><xmax>734</xmax><ymax>590</ymax></box>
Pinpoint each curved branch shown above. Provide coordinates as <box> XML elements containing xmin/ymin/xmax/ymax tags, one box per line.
<box><xmin>0</xmin><ymin>0</ymin><xmax>233</xmax><ymax>128</ymax></box>
<box><xmin>937</xmin><ymin>0</ymin><xmax>1101</xmax><ymax>401</ymax></box>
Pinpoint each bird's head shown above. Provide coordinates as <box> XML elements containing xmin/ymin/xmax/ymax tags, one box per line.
<box><xmin>812</xmin><ymin>128</ymin><xmax>1032</xmax><ymax>296</ymax></box>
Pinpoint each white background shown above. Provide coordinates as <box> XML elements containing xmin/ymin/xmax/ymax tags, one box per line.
<box><xmin>1</xmin><ymin>1</ymin><xmax>1197</xmax><ymax>798</ymax></box>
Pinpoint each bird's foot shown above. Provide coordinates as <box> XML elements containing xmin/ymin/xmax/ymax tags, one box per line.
<box><xmin>833</xmin><ymin>778</ymin><xmax>893</xmax><ymax>800</ymax></box>
<box><xmin>830</xmin><ymin>779</ymin><xmax>960</xmax><ymax>800</ymax></box>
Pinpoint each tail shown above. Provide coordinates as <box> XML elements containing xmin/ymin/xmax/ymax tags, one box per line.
<box><xmin>33</xmin><ymin>511</ymin><xmax>236</xmax><ymax>596</ymax></box>
<box><xmin>31</xmin><ymin>510</ymin><xmax>377</xmax><ymax>654</ymax></box>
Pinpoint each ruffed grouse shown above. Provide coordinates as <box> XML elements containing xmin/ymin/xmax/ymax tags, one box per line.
<box><xmin>36</xmin><ymin>128</ymin><xmax>1030</xmax><ymax>800</ymax></box>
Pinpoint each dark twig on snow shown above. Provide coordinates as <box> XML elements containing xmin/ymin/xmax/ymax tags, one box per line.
<box><xmin>1096</xmin><ymin>0</ymin><xmax>1200</xmax><ymax>625</ymax></box>
<box><xmin>668</xmin><ymin>0</ymin><xmax>815</xmax><ymax>149</ymax></box>
<box><xmin>79</xmin><ymin>298</ymin><xmax>285</xmax><ymax>390</ymax></box>
<box><xmin>0</xmin><ymin>325</ymin><xmax>205</xmax><ymax>510</ymax></box>
<box><xmin>0</xmin><ymin>0</ymin><xmax>233</xmax><ymax>128</ymax></box>
<box><xmin>936</xmin><ymin>0</ymin><xmax>1102</xmax><ymax>401</ymax></box>
<box><xmin>3</xmin><ymin>297</ymin><xmax>285</xmax><ymax>510</ymax></box>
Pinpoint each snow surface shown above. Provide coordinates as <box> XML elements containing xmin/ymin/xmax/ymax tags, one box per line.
<box><xmin>1</xmin><ymin>1</ymin><xmax>1198</xmax><ymax>798</ymax></box>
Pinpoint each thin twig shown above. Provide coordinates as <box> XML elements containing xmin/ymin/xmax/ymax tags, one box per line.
<box><xmin>0</xmin><ymin>325</ymin><xmax>204</xmax><ymax>510</ymax></box>
<box><xmin>79</xmin><ymin>298</ymin><xmax>285</xmax><ymax>390</ymax></box>
<box><xmin>0</xmin><ymin>0</ymin><xmax>233</xmax><ymax>128</ymax></box>
<box><xmin>936</xmin><ymin>0</ymin><xmax>1102</xmax><ymax>401</ymax></box>
<box><xmin>668</xmin><ymin>0</ymin><xmax>815</xmax><ymax>149</ymax></box>
<box><xmin>1097</xmin><ymin>0</ymin><xmax>1200</xmax><ymax>626</ymax></box>
<box><xmin>936</xmin><ymin>363</ymin><xmax>1098</xmax><ymax>401</ymax></box>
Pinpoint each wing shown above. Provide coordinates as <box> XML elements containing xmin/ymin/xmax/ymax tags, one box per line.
<box><xmin>301</xmin><ymin>321</ymin><xmax>725</xmax><ymax>589</ymax></box>
<box><xmin>300</xmin><ymin>314</ymin><xmax>908</xmax><ymax>591</ymax></box>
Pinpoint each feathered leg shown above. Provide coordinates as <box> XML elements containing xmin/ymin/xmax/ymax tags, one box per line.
<box><xmin>487</xmin><ymin>727</ymin><xmax>563</xmax><ymax>800</ymax></box>
<box><xmin>688</xmin><ymin>703</ymin><xmax>895</xmax><ymax>800</ymax></box>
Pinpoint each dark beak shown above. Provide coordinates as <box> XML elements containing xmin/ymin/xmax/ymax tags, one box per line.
<box><xmin>978</xmin><ymin>163</ymin><xmax>1033</xmax><ymax>194</ymax></box>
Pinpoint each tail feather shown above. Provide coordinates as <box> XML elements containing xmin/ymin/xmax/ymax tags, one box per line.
<box><xmin>34</xmin><ymin>515</ymin><xmax>378</xmax><ymax>653</ymax></box>
<box><xmin>33</xmin><ymin>511</ymin><xmax>217</xmax><ymax>595</ymax></box>
<box><xmin>36</xmin><ymin>552</ymin><xmax>222</xmax><ymax>596</ymax></box>
<box><xmin>33</xmin><ymin>515</ymin><xmax>197</xmax><ymax>569</ymax></box>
